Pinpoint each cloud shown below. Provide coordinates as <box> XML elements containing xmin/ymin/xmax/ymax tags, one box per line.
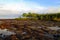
<box><xmin>44</xmin><ymin>7</ymin><xmax>60</xmax><ymax>13</ymax></box>
<box><xmin>0</xmin><ymin>1</ymin><xmax>46</xmax><ymax>13</ymax></box>
<box><xmin>0</xmin><ymin>10</ymin><xmax>20</xmax><ymax>19</ymax></box>
<box><xmin>1</xmin><ymin>3</ymin><xmax>44</xmax><ymax>11</ymax></box>
<box><xmin>0</xmin><ymin>0</ymin><xmax>60</xmax><ymax>18</ymax></box>
<box><xmin>0</xmin><ymin>2</ymin><xmax>46</xmax><ymax>18</ymax></box>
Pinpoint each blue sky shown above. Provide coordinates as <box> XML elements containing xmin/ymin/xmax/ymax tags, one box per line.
<box><xmin>0</xmin><ymin>0</ymin><xmax>60</xmax><ymax>18</ymax></box>
<box><xmin>0</xmin><ymin>0</ymin><xmax>60</xmax><ymax>5</ymax></box>
<box><xmin>23</xmin><ymin>0</ymin><xmax>60</xmax><ymax>7</ymax></box>
<box><xmin>0</xmin><ymin>0</ymin><xmax>59</xmax><ymax>7</ymax></box>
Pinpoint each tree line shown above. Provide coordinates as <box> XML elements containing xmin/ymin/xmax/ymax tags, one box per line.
<box><xmin>16</xmin><ymin>12</ymin><xmax>60</xmax><ymax>21</ymax></box>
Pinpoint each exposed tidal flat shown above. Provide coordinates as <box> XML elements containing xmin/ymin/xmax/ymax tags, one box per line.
<box><xmin>0</xmin><ymin>20</ymin><xmax>59</xmax><ymax>40</ymax></box>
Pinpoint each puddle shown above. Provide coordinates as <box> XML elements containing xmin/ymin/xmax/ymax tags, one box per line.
<box><xmin>48</xmin><ymin>26</ymin><xmax>60</xmax><ymax>30</ymax></box>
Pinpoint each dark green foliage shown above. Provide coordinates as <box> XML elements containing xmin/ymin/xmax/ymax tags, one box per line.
<box><xmin>16</xmin><ymin>12</ymin><xmax>60</xmax><ymax>21</ymax></box>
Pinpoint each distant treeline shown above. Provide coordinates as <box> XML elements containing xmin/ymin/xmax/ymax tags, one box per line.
<box><xmin>16</xmin><ymin>12</ymin><xmax>60</xmax><ymax>21</ymax></box>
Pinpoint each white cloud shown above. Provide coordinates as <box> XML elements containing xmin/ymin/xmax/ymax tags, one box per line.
<box><xmin>44</xmin><ymin>7</ymin><xmax>60</xmax><ymax>13</ymax></box>
<box><xmin>0</xmin><ymin>0</ymin><xmax>60</xmax><ymax>18</ymax></box>
<box><xmin>0</xmin><ymin>1</ymin><xmax>45</xmax><ymax>12</ymax></box>
<box><xmin>0</xmin><ymin>2</ymin><xmax>46</xmax><ymax>18</ymax></box>
<box><xmin>0</xmin><ymin>3</ymin><xmax>60</xmax><ymax>13</ymax></box>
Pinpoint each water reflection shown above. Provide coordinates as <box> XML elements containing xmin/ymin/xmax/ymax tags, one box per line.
<box><xmin>0</xmin><ymin>29</ymin><xmax>15</xmax><ymax>35</ymax></box>
<box><xmin>0</xmin><ymin>29</ymin><xmax>15</xmax><ymax>39</ymax></box>
<box><xmin>48</xmin><ymin>26</ymin><xmax>60</xmax><ymax>30</ymax></box>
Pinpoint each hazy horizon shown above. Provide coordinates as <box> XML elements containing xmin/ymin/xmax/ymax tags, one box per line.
<box><xmin>0</xmin><ymin>0</ymin><xmax>60</xmax><ymax>19</ymax></box>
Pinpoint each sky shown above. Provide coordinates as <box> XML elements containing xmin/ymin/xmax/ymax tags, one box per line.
<box><xmin>0</xmin><ymin>0</ymin><xmax>60</xmax><ymax>19</ymax></box>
